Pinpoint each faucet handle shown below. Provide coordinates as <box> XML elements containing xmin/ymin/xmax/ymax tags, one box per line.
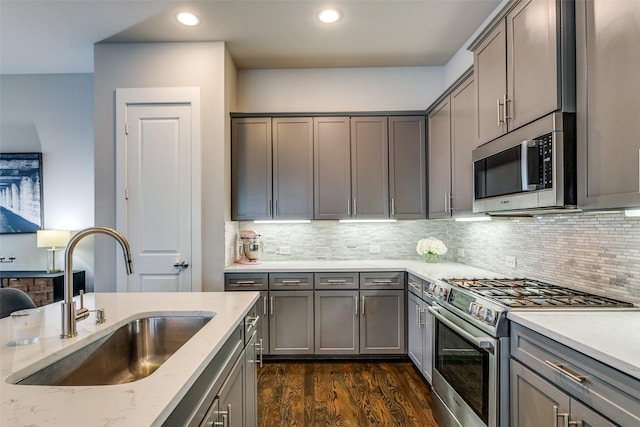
<box><xmin>79</xmin><ymin>290</ymin><xmax>85</xmax><ymax>309</ymax></box>
<box><xmin>93</xmin><ymin>308</ymin><xmax>106</xmax><ymax>324</ymax></box>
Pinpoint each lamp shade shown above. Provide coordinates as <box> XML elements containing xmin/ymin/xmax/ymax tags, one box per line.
<box><xmin>36</xmin><ymin>230</ymin><xmax>71</xmax><ymax>249</ymax></box>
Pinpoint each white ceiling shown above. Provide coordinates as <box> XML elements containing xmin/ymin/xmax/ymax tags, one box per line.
<box><xmin>0</xmin><ymin>0</ymin><xmax>501</xmax><ymax>75</ymax></box>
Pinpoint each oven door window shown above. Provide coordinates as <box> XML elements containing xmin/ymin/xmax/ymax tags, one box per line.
<box><xmin>435</xmin><ymin>320</ymin><xmax>490</xmax><ymax>424</ymax></box>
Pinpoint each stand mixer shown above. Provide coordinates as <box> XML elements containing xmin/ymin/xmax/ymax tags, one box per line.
<box><xmin>237</xmin><ymin>229</ymin><xmax>263</xmax><ymax>264</ymax></box>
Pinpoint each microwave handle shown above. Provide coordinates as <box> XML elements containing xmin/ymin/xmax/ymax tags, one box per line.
<box><xmin>521</xmin><ymin>140</ymin><xmax>538</xmax><ymax>191</ymax></box>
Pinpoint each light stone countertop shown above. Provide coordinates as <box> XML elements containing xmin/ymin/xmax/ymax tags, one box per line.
<box><xmin>224</xmin><ymin>259</ymin><xmax>507</xmax><ymax>281</ymax></box>
<box><xmin>1</xmin><ymin>291</ymin><xmax>259</xmax><ymax>427</ymax></box>
<box><xmin>508</xmin><ymin>310</ymin><xmax>640</xmax><ymax>381</ymax></box>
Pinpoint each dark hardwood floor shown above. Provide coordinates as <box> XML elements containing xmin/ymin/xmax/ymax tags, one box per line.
<box><xmin>257</xmin><ymin>360</ymin><xmax>439</xmax><ymax>427</ymax></box>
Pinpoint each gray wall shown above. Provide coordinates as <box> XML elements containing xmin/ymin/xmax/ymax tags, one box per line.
<box><xmin>0</xmin><ymin>73</ymin><xmax>94</xmax><ymax>287</ymax></box>
<box><xmin>231</xmin><ymin>212</ymin><xmax>640</xmax><ymax>303</ymax></box>
<box><xmin>94</xmin><ymin>41</ymin><xmax>234</xmax><ymax>292</ymax></box>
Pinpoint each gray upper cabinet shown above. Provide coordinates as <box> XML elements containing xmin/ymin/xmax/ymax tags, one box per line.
<box><xmin>272</xmin><ymin>118</ymin><xmax>314</xmax><ymax>219</ymax></box>
<box><xmin>428</xmin><ymin>73</ymin><xmax>476</xmax><ymax>218</ymax></box>
<box><xmin>314</xmin><ymin>117</ymin><xmax>351</xmax><ymax>219</ymax></box>
<box><xmin>231</xmin><ymin>117</ymin><xmax>313</xmax><ymax>220</ymax></box>
<box><xmin>471</xmin><ymin>0</ymin><xmax>570</xmax><ymax>146</ymax></box>
<box><xmin>576</xmin><ymin>0</ymin><xmax>640</xmax><ymax>210</ymax></box>
<box><xmin>389</xmin><ymin>116</ymin><xmax>427</xmax><ymax>219</ymax></box>
<box><xmin>350</xmin><ymin>116</ymin><xmax>389</xmax><ymax>219</ymax></box>
<box><xmin>231</xmin><ymin>118</ymin><xmax>272</xmax><ymax>220</ymax></box>
<box><xmin>428</xmin><ymin>97</ymin><xmax>451</xmax><ymax>218</ymax></box>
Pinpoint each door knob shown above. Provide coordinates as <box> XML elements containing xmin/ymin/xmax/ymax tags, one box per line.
<box><xmin>173</xmin><ymin>260</ymin><xmax>190</xmax><ymax>269</ymax></box>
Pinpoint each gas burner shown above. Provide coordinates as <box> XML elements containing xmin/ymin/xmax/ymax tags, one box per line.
<box><xmin>444</xmin><ymin>278</ymin><xmax>635</xmax><ymax>309</ymax></box>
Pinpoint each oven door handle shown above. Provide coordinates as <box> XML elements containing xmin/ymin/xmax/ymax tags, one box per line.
<box><xmin>428</xmin><ymin>306</ymin><xmax>495</xmax><ymax>354</ymax></box>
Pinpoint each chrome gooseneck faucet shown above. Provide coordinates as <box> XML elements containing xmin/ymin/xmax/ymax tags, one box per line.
<box><xmin>61</xmin><ymin>226</ymin><xmax>134</xmax><ymax>338</ymax></box>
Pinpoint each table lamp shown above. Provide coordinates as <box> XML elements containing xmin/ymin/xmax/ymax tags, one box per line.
<box><xmin>36</xmin><ymin>230</ymin><xmax>71</xmax><ymax>273</ymax></box>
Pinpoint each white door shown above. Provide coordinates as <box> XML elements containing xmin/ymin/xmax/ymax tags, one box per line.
<box><xmin>115</xmin><ymin>88</ymin><xmax>201</xmax><ymax>292</ymax></box>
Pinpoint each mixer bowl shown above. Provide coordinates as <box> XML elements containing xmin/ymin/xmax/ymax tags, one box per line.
<box><xmin>243</xmin><ymin>242</ymin><xmax>263</xmax><ymax>261</ymax></box>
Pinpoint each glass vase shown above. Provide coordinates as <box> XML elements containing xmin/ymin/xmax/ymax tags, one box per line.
<box><xmin>424</xmin><ymin>252</ymin><xmax>440</xmax><ymax>263</ymax></box>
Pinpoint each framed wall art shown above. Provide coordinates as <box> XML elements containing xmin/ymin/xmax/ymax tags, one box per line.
<box><xmin>0</xmin><ymin>153</ymin><xmax>44</xmax><ymax>234</ymax></box>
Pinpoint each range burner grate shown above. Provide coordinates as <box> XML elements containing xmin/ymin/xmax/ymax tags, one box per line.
<box><xmin>445</xmin><ymin>278</ymin><xmax>634</xmax><ymax>308</ymax></box>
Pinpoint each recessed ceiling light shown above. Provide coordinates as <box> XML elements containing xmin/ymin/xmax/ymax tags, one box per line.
<box><xmin>318</xmin><ymin>8</ymin><xmax>341</xmax><ymax>24</ymax></box>
<box><xmin>176</xmin><ymin>12</ymin><xmax>200</xmax><ymax>26</ymax></box>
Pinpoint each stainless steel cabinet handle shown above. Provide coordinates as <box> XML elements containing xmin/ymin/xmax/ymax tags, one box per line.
<box><xmin>236</xmin><ymin>280</ymin><xmax>256</xmax><ymax>285</ymax></box>
<box><xmin>327</xmin><ymin>279</ymin><xmax>347</xmax><ymax>284</ymax></box>
<box><xmin>347</xmin><ymin>198</ymin><xmax>350</xmax><ymax>216</ymax></box>
<box><xmin>256</xmin><ymin>338</ymin><xmax>264</xmax><ymax>368</ymax></box>
<box><xmin>415</xmin><ymin>305</ymin><xmax>420</xmax><ymax>327</ymax></box>
<box><xmin>391</xmin><ymin>198</ymin><xmax>395</xmax><ymax>216</ymax></box>
<box><xmin>418</xmin><ymin>307</ymin><xmax>426</xmax><ymax>327</ymax></box>
<box><xmin>504</xmin><ymin>94</ymin><xmax>512</xmax><ymax>121</ymax></box>
<box><xmin>354</xmin><ymin>295</ymin><xmax>358</xmax><ymax>316</ymax></box>
<box><xmin>444</xmin><ymin>193</ymin><xmax>449</xmax><ymax>213</ymax></box>
<box><xmin>281</xmin><ymin>280</ymin><xmax>301</xmax><ymax>284</ymax></box>
<box><xmin>373</xmin><ymin>279</ymin><xmax>393</xmax><ymax>284</ymax></box>
<box><xmin>262</xmin><ymin>296</ymin><xmax>267</xmax><ymax>315</ymax></box>
<box><xmin>247</xmin><ymin>315</ymin><xmax>259</xmax><ymax>331</ymax></box>
<box><xmin>361</xmin><ymin>296</ymin><xmax>365</xmax><ymax>316</ymax></box>
<box><xmin>270</xmin><ymin>297</ymin><xmax>273</xmax><ymax>316</ymax></box>
<box><xmin>226</xmin><ymin>404</ymin><xmax>231</xmax><ymax>427</ymax></box>
<box><xmin>268</xmin><ymin>199</ymin><xmax>272</xmax><ymax>216</ymax></box>
<box><xmin>275</xmin><ymin>199</ymin><xmax>278</xmax><ymax>216</ymax></box>
<box><xmin>353</xmin><ymin>198</ymin><xmax>357</xmax><ymax>216</ymax></box>
<box><xmin>497</xmin><ymin>98</ymin><xmax>503</xmax><ymax>126</ymax></box>
<box><xmin>553</xmin><ymin>405</ymin><xmax>571</xmax><ymax>427</ymax></box>
<box><xmin>409</xmin><ymin>282</ymin><xmax>421</xmax><ymax>293</ymax></box>
<box><xmin>544</xmin><ymin>360</ymin><xmax>585</xmax><ymax>384</ymax></box>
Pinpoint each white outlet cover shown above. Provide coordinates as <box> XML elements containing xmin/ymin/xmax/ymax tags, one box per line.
<box><xmin>505</xmin><ymin>256</ymin><xmax>517</xmax><ymax>268</ymax></box>
<box><xmin>457</xmin><ymin>248</ymin><xmax>465</xmax><ymax>257</ymax></box>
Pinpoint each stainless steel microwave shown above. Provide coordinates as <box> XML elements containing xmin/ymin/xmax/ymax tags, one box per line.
<box><xmin>472</xmin><ymin>112</ymin><xmax>576</xmax><ymax>215</ymax></box>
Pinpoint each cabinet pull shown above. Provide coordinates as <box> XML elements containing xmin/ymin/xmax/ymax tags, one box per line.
<box><xmin>372</xmin><ymin>279</ymin><xmax>392</xmax><ymax>284</ymax></box>
<box><xmin>415</xmin><ymin>305</ymin><xmax>420</xmax><ymax>327</ymax></box>
<box><xmin>361</xmin><ymin>296</ymin><xmax>365</xmax><ymax>316</ymax></box>
<box><xmin>347</xmin><ymin>198</ymin><xmax>351</xmax><ymax>216</ymax></box>
<box><xmin>236</xmin><ymin>280</ymin><xmax>256</xmax><ymax>285</ymax></box>
<box><xmin>409</xmin><ymin>282</ymin><xmax>421</xmax><ymax>293</ymax></box>
<box><xmin>275</xmin><ymin>199</ymin><xmax>278</xmax><ymax>216</ymax></box>
<box><xmin>444</xmin><ymin>193</ymin><xmax>449</xmax><ymax>213</ymax></box>
<box><xmin>504</xmin><ymin>94</ymin><xmax>512</xmax><ymax>121</ymax></box>
<box><xmin>256</xmin><ymin>338</ymin><xmax>264</xmax><ymax>368</ymax></box>
<box><xmin>268</xmin><ymin>199</ymin><xmax>272</xmax><ymax>216</ymax></box>
<box><xmin>354</xmin><ymin>295</ymin><xmax>358</xmax><ymax>316</ymax></box>
<box><xmin>270</xmin><ymin>297</ymin><xmax>273</xmax><ymax>316</ymax></box>
<box><xmin>391</xmin><ymin>197</ymin><xmax>395</xmax><ymax>216</ymax></box>
<box><xmin>497</xmin><ymin>98</ymin><xmax>504</xmax><ymax>126</ymax></box>
<box><xmin>327</xmin><ymin>279</ymin><xmax>347</xmax><ymax>284</ymax></box>
<box><xmin>281</xmin><ymin>280</ymin><xmax>301</xmax><ymax>284</ymax></box>
<box><xmin>552</xmin><ymin>405</ymin><xmax>571</xmax><ymax>427</ymax></box>
<box><xmin>544</xmin><ymin>360</ymin><xmax>585</xmax><ymax>384</ymax></box>
<box><xmin>262</xmin><ymin>296</ymin><xmax>267</xmax><ymax>315</ymax></box>
<box><xmin>353</xmin><ymin>198</ymin><xmax>357</xmax><ymax>216</ymax></box>
<box><xmin>247</xmin><ymin>315</ymin><xmax>259</xmax><ymax>331</ymax></box>
<box><xmin>226</xmin><ymin>404</ymin><xmax>231</xmax><ymax>427</ymax></box>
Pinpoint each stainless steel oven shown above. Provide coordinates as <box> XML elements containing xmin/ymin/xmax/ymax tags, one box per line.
<box><xmin>428</xmin><ymin>304</ymin><xmax>509</xmax><ymax>427</ymax></box>
<box><xmin>426</xmin><ymin>278</ymin><xmax>636</xmax><ymax>427</ymax></box>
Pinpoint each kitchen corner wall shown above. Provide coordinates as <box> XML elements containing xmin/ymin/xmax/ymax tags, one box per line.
<box><xmin>226</xmin><ymin>212</ymin><xmax>640</xmax><ymax>302</ymax></box>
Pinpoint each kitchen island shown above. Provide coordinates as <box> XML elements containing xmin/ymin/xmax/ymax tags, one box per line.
<box><xmin>0</xmin><ymin>291</ymin><xmax>259</xmax><ymax>427</ymax></box>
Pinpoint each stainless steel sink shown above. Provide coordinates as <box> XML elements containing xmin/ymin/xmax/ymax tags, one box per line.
<box><xmin>13</xmin><ymin>314</ymin><xmax>214</xmax><ymax>386</ymax></box>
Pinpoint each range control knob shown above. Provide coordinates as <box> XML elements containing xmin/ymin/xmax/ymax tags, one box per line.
<box><xmin>484</xmin><ymin>308</ymin><xmax>497</xmax><ymax>325</ymax></box>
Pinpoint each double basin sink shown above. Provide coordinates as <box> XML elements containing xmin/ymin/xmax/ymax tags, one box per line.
<box><xmin>10</xmin><ymin>314</ymin><xmax>214</xmax><ymax>386</ymax></box>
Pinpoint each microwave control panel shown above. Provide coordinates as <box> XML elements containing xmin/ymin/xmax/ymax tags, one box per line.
<box><xmin>538</xmin><ymin>132</ymin><xmax>553</xmax><ymax>188</ymax></box>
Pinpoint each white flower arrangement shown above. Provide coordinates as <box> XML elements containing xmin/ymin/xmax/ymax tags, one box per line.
<box><xmin>416</xmin><ymin>237</ymin><xmax>448</xmax><ymax>262</ymax></box>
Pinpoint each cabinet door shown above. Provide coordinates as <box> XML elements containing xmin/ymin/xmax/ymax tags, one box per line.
<box><xmin>507</xmin><ymin>0</ymin><xmax>559</xmax><ymax>131</ymax></box>
<box><xmin>272</xmin><ymin>118</ymin><xmax>314</xmax><ymax>219</ymax></box>
<box><xmin>314</xmin><ymin>291</ymin><xmax>359</xmax><ymax>355</ymax></box>
<box><xmin>451</xmin><ymin>74</ymin><xmax>476</xmax><ymax>216</ymax></box>
<box><xmin>269</xmin><ymin>291</ymin><xmax>314</xmax><ymax>354</ymax></box>
<box><xmin>244</xmin><ymin>332</ymin><xmax>258</xmax><ymax>427</ymax></box>
<box><xmin>570</xmin><ymin>400</ymin><xmax>616</xmax><ymax>427</ymax></box>
<box><xmin>218</xmin><ymin>348</ymin><xmax>247</xmax><ymax>427</ymax></box>
<box><xmin>428</xmin><ymin>96</ymin><xmax>452</xmax><ymax>219</ymax></box>
<box><xmin>389</xmin><ymin>116</ymin><xmax>427</xmax><ymax>219</ymax></box>
<box><xmin>407</xmin><ymin>292</ymin><xmax>425</xmax><ymax>372</ymax></box>
<box><xmin>231</xmin><ymin>118</ymin><xmax>272</xmax><ymax>220</ymax></box>
<box><xmin>314</xmin><ymin>117</ymin><xmax>351</xmax><ymax>219</ymax></box>
<box><xmin>255</xmin><ymin>291</ymin><xmax>269</xmax><ymax>356</ymax></box>
<box><xmin>359</xmin><ymin>290</ymin><xmax>405</xmax><ymax>354</ymax></box>
<box><xmin>474</xmin><ymin>20</ymin><xmax>508</xmax><ymax>145</ymax></box>
<box><xmin>350</xmin><ymin>117</ymin><xmax>389</xmax><ymax>218</ymax></box>
<box><xmin>511</xmin><ymin>359</ymin><xmax>571</xmax><ymax>427</ymax></box>
<box><xmin>576</xmin><ymin>0</ymin><xmax>640</xmax><ymax>209</ymax></box>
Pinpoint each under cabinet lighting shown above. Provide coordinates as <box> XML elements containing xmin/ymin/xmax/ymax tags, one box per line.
<box><xmin>253</xmin><ymin>220</ymin><xmax>311</xmax><ymax>224</ymax></box>
<box><xmin>624</xmin><ymin>209</ymin><xmax>640</xmax><ymax>217</ymax></box>
<box><xmin>454</xmin><ymin>216</ymin><xmax>492</xmax><ymax>222</ymax></box>
<box><xmin>338</xmin><ymin>219</ymin><xmax>398</xmax><ymax>223</ymax></box>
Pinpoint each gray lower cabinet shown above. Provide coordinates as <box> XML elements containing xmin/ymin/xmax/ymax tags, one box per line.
<box><xmin>360</xmin><ymin>290</ymin><xmax>405</xmax><ymax>354</ymax></box>
<box><xmin>218</xmin><ymin>347</ymin><xmax>247</xmax><ymax>427</ymax></box>
<box><xmin>244</xmin><ymin>331</ymin><xmax>258</xmax><ymax>427</ymax></box>
<box><xmin>407</xmin><ymin>291</ymin><xmax>432</xmax><ymax>384</ymax></box>
<box><xmin>315</xmin><ymin>290</ymin><xmax>359</xmax><ymax>355</ymax></box>
<box><xmin>225</xmin><ymin>274</ymin><xmax>269</xmax><ymax>355</ymax></box>
<box><xmin>576</xmin><ymin>0</ymin><xmax>640</xmax><ymax>209</ymax></box>
<box><xmin>269</xmin><ymin>290</ymin><xmax>314</xmax><ymax>354</ymax></box>
<box><xmin>511</xmin><ymin>359</ymin><xmax>615</xmax><ymax>427</ymax></box>
<box><xmin>510</xmin><ymin>323</ymin><xmax>640</xmax><ymax>426</ymax></box>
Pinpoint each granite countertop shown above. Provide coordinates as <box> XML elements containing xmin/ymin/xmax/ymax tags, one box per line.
<box><xmin>224</xmin><ymin>259</ymin><xmax>506</xmax><ymax>282</ymax></box>
<box><xmin>1</xmin><ymin>291</ymin><xmax>259</xmax><ymax>427</ymax></box>
<box><xmin>508</xmin><ymin>310</ymin><xmax>640</xmax><ymax>381</ymax></box>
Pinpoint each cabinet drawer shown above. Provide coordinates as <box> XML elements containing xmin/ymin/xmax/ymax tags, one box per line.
<box><xmin>407</xmin><ymin>274</ymin><xmax>423</xmax><ymax>296</ymax></box>
<box><xmin>269</xmin><ymin>272</ymin><xmax>314</xmax><ymax>290</ymax></box>
<box><xmin>360</xmin><ymin>271</ymin><xmax>405</xmax><ymax>290</ymax></box>
<box><xmin>224</xmin><ymin>273</ymin><xmax>269</xmax><ymax>291</ymax></box>
<box><xmin>314</xmin><ymin>272</ymin><xmax>359</xmax><ymax>290</ymax></box>
<box><xmin>511</xmin><ymin>323</ymin><xmax>640</xmax><ymax>426</ymax></box>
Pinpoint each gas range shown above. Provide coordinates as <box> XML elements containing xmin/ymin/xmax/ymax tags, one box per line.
<box><xmin>426</xmin><ymin>277</ymin><xmax>636</xmax><ymax>338</ymax></box>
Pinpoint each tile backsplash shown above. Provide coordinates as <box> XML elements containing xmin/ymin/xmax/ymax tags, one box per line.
<box><xmin>226</xmin><ymin>212</ymin><xmax>640</xmax><ymax>302</ymax></box>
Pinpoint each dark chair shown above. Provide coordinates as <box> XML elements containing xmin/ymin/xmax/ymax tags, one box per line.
<box><xmin>0</xmin><ymin>288</ymin><xmax>37</xmax><ymax>318</ymax></box>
